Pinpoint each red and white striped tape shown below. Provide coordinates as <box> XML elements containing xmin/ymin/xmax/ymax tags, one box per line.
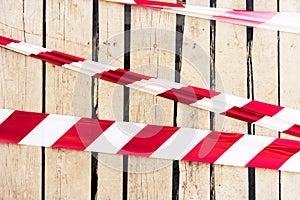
<box><xmin>1</xmin><ymin>108</ymin><xmax>300</xmax><ymax>173</ymax></box>
<box><xmin>108</xmin><ymin>0</ymin><xmax>300</xmax><ymax>34</ymax></box>
<box><xmin>1</xmin><ymin>35</ymin><xmax>300</xmax><ymax>138</ymax></box>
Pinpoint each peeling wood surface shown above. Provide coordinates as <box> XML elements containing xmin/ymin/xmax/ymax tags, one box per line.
<box><xmin>96</xmin><ymin>1</ymin><xmax>124</xmax><ymax>199</ymax></box>
<box><xmin>280</xmin><ymin>1</ymin><xmax>300</xmax><ymax>200</ymax></box>
<box><xmin>215</xmin><ymin>0</ymin><xmax>248</xmax><ymax>199</ymax></box>
<box><xmin>252</xmin><ymin>0</ymin><xmax>279</xmax><ymax>199</ymax></box>
<box><xmin>127</xmin><ymin>2</ymin><xmax>176</xmax><ymax>199</ymax></box>
<box><xmin>45</xmin><ymin>0</ymin><xmax>92</xmax><ymax>199</ymax></box>
<box><xmin>178</xmin><ymin>0</ymin><xmax>210</xmax><ymax>199</ymax></box>
<box><xmin>0</xmin><ymin>0</ymin><xmax>43</xmax><ymax>199</ymax></box>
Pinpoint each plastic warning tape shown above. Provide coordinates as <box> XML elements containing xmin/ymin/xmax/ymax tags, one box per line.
<box><xmin>107</xmin><ymin>0</ymin><xmax>300</xmax><ymax>34</ymax></box>
<box><xmin>1</xmin><ymin>35</ymin><xmax>300</xmax><ymax>138</ymax></box>
<box><xmin>0</xmin><ymin>108</ymin><xmax>300</xmax><ymax>173</ymax></box>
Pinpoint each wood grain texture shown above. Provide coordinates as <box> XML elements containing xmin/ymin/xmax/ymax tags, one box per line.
<box><xmin>2</xmin><ymin>0</ymin><xmax>300</xmax><ymax>199</ymax></box>
<box><xmin>96</xmin><ymin>1</ymin><xmax>124</xmax><ymax>199</ymax></box>
<box><xmin>280</xmin><ymin>1</ymin><xmax>300</xmax><ymax>200</ymax></box>
<box><xmin>128</xmin><ymin>2</ymin><xmax>176</xmax><ymax>199</ymax></box>
<box><xmin>252</xmin><ymin>1</ymin><xmax>279</xmax><ymax>199</ymax></box>
<box><xmin>178</xmin><ymin>0</ymin><xmax>210</xmax><ymax>199</ymax></box>
<box><xmin>215</xmin><ymin>0</ymin><xmax>248</xmax><ymax>199</ymax></box>
<box><xmin>45</xmin><ymin>0</ymin><xmax>92</xmax><ymax>199</ymax></box>
<box><xmin>0</xmin><ymin>0</ymin><xmax>43</xmax><ymax>199</ymax></box>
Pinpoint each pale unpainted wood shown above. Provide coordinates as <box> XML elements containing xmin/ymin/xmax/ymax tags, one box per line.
<box><xmin>0</xmin><ymin>0</ymin><xmax>43</xmax><ymax>199</ymax></box>
<box><xmin>215</xmin><ymin>0</ymin><xmax>248</xmax><ymax>199</ymax></box>
<box><xmin>279</xmin><ymin>2</ymin><xmax>300</xmax><ymax>200</ymax></box>
<box><xmin>96</xmin><ymin>1</ymin><xmax>124</xmax><ymax>199</ymax></box>
<box><xmin>178</xmin><ymin>0</ymin><xmax>210</xmax><ymax>199</ymax></box>
<box><xmin>128</xmin><ymin>3</ymin><xmax>176</xmax><ymax>199</ymax></box>
<box><xmin>252</xmin><ymin>1</ymin><xmax>279</xmax><ymax>199</ymax></box>
<box><xmin>45</xmin><ymin>0</ymin><xmax>92</xmax><ymax>199</ymax></box>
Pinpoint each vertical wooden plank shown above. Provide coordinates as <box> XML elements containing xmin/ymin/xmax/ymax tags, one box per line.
<box><xmin>178</xmin><ymin>0</ymin><xmax>210</xmax><ymax>199</ymax></box>
<box><xmin>252</xmin><ymin>1</ymin><xmax>279</xmax><ymax>199</ymax></box>
<box><xmin>215</xmin><ymin>0</ymin><xmax>248</xmax><ymax>199</ymax></box>
<box><xmin>128</xmin><ymin>2</ymin><xmax>176</xmax><ymax>199</ymax></box>
<box><xmin>45</xmin><ymin>0</ymin><xmax>92</xmax><ymax>199</ymax></box>
<box><xmin>96</xmin><ymin>1</ymin><xmax>124</xmax><ymax>199</ymax></box>
<box><xmin>0</xmin><ymin>0</ymin><xmax>42</xmax><ymax>199</ymax></box>
<box><xmin>280</xmin><ymin>1</ymin><xmax>300</xmax><ymax>200</ymax></box>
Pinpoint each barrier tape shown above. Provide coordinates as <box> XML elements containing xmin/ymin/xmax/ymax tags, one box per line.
<box><xmin>0</xmin><ymin>108</ymin><xmax>300</xmax><ymax>173</ymax></box>
<box><xmin>107</xmin><ymin>0</ymin><xmax>300</xmax><ymax>34</ymax></box>
<box><xmin>1</xmin><ymin>35</ymin><xmax>300</xmax><ymax>138</ymax></box>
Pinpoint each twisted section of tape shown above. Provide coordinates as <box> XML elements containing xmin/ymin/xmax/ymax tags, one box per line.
<box><xmin>1</xmin><ymin>35</ymin><xmax>300</xmax><ymax>138</ymax></box>
<box><xmin>107</xmin><ymin>0</ymin><xmax>300</xmax><ymax>34</ymax></box>
<box><xmin>0</xmin><ymin>108</ymin><xmax>299</xmax><ymax>173</ymax></box>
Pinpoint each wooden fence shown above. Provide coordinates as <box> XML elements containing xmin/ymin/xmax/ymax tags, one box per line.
<box><xmin>0</xmin><ymin>0</ymin><xmax>300</xmax><ymax>199</ymax></box>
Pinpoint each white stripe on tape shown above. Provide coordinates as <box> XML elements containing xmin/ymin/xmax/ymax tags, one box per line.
<box><xmin>86</xmin><ymin>122</ymin><xmax>146</xmax><ymax>153</ymax></box>
<box><xmin>80</xmin><ymin>60</ymin><xmax>110</xmax><ymax>75</ymax></box>
<box><xmin>127</xmin><ymin>78</ymin><xmax>178</xmax><ymax>95</ymax></box>
<box><xmin>0</xmin><ymin>109</ymin><xmax>14</xmax><ymax>124</ymax></box>
<box><xmin>214</xmin><ymin>135</ymin><xmax>275</xmax><ymax>166</ymax></box>
<box><xmin>151</xmin><ymin>128</ymin><xmax>210</xmax><ymax>160</ymax></box>
<box><xmin>190</xmin><ymin>97</ymin><xmax>234</xmax><ymax>114</ymax></box>
<box><xmin>261</xmin><ymin>13</ymin><xmax>300</xmax><ymax>33</ymax></box>
<box><xmin>219</xmin><ymin>94</ymin><xmax>252</xmax><ymax>108</ymax></box>
<box><xmin>254</xmin><ymin>116</ymin><xmax>294</xmax><ymax>132</ymax></box>
<box><xmin>273</xmin><ymin>108</ymin><xmax>300</xmax><ymax>126</ymax></box>
<box><xmin>19</xmin><ymin>115</ymin><xmax>81</xmax><ymax>147</ymax></box>
<box><xmin>279</xmin><ymin>151</ymin><xmax>300</xmax><ymax>173</ymax></box>
<box><xmin>6</xmin><ymin>42</ymin><xmax>34</xmax><ymax>56</ymax></box>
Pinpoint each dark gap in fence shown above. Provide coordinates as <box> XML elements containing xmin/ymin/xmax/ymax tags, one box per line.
<box><xmin>209</xmin><ymin>0</ymin><xmax>216</xmax><ymax>199</ymax></box>
<box><xmin>41</xmin><ymin>0</ymin><xmax>46</xmax><ymax>199</ymax></box>
<box><xmin>123</xmin><ymin>5</ymin><xmax>131</xmax><ymax>200</ymax></box>
<box><xmin>246</xmin><ymin>0</ymin><xmax>255</xmax><ymax>196</ymax></box>
<box><xmin>277</xmin><ymin>0</ymin><xmax>281</xmax><ymax>122</ymax></box>
<box><xmin>277</xmin><ymin>1</ymin><xmax>281</xmax><ymax>199</ymax></box>
<box><xmin>246</xmin><ymin>1</ymin><xmax>255</xmax><ymax>200</ymax></box>
<box><xmin>172</xmin><ymin>1</ymin><xmax>185</xmax><ymax>197</ymax></box>
<box><xmin>22</xmin><ymin>0</ymin><xmax>26</xmax><ymax>41</ymax></box>
<box><xmin>91</xmin><ymin>0</ymin><xmax>100</xmax><ymax>199</ymax></box>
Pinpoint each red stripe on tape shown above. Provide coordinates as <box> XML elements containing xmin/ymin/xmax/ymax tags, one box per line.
<box><xmin>190</xmin><ymin>86</ymin><xmax>221</xmax><ymax>99</ymax></box>
<box><xmin>0</xmin><ymin>110</ymin><xmax>48</xmax><ymax>143</ymax></box>
<box><xmin>182</xmin><ymin>132</ymin><xmax>243</xmax><ymax>163</ymax></box>
<box><xmin>0</xmin><ymin>36</ymin><xmax>21</xmax><ymax>45</ymax></box>
<box><xmin>52</xmin><ymin>119</ymin><xmax>114</xmax><ymax>150</ymax></box>
<box><xmin>246</xmin><ymin>139</ymin><xmax>300</xmax><ymax>169</ymax></box>
<box><xmin>118</xmin><ymin>125</ymin><xmax>179</xmax><ymax>156</ymax></box>
<box><xmin>96</xmin><ymin>69</ymin><xmax>152</xmax><ymax>85</ymax></box>
<box><xmin>51</xmin><ymin>50</ymin><xmax>86</xmax><ymax>63</ymax></box>
<box><xmin>30</xmin><ymin>52</ymin><xmax>65</xmax><ymax>66</ymax></box>
<box><xmin>224</xmin><ymin>107</ymin><xmax>264</xmax><ymax>124</ymax></box>
<box><xmin>158</xmin><ymin>86</ymin><xmax>220</xmax><ymax>105</ymax></box>
<box><xmin>283</xmin><ymin>125</ymin><xmax>300</xmax><ymax>138</ymax></box>
<box><xmin>242</xmin><ymin>100</ymin><xmax>283</xmax><ymax>117</ymax></box>
<box><xmin>158</xmin><ymin>89</ymin><xmax>199</xmax><ymax>104</ymax></box>
<box><xmin>135</xmin><ymin>0</ymin><xmax>185</xmax><ymax>8</ymax></box>
<box><xmin>31</xmin><ymin>51</ymin><xmax>85</xmax><ymax>66</ymax></box>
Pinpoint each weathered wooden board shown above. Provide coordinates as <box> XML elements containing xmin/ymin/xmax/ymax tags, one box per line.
<box><xmin>0</xmin><ymin>0</ymin><xmax>43</xmax><ymax>199</ymax></box>
<box><xmin>252</xmin><ymin>1</ymin><xmax>279</xmax><ymax>199</ymax></box>
<box><xmin>128</xmin><ymin>3</ymin><xmax>176</xmax><ymax>199</ymax></box>
<box><xmin>45</xmin><ymin>0</ymin><xmax>92</xmax><ymax>199</ymax></box>
<box><xmin>215</xmin><ymin>0</ymin><xmax>248</xmax><ymax>199</ymax></box>
<box><xmin>178</xmin><ymin>0</ymin><xmax>210</xmax><ymax>199</ymax></box>
<box><xmin>96</xmin><ymin>1</ymin><xmax>124</xmax><ymax>199</ymax></box>
<box><xmin>2</xmin><ymin>0</ymin><xmax>300</xmax><ymax>199</ymax></box>
<box><xmin>280</xmin><ymin>1</ymin><xmax>300</xmax><ymax>200</ymax></box>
